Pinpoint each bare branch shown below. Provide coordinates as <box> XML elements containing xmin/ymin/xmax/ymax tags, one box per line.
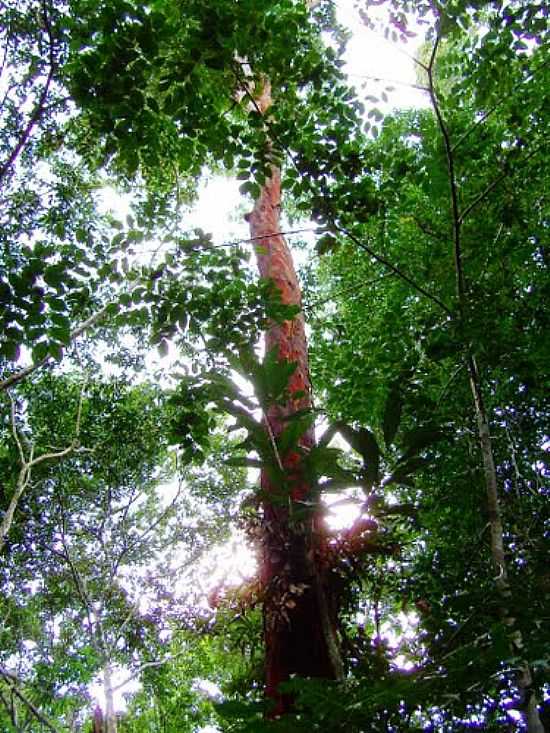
<box><xmin>111</xmin><ymin>649</ymin><xmax>190</xmax><ymax>693</ymax></box>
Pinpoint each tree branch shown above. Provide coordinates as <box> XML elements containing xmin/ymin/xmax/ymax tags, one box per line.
<box><xmin>110</xmin><ymin>649</ymin><xmax>189</xmax><ymax>693</ymax></box>
<box><xmin>426</xmin><ymin>34</ymin><xmax>465</xmax><ymax>306</ymax></box>
<box><xmin>459</xmin><ymin>144</ymin><xmax>544</xmax><ymax>226</ymax></box>
<box><xmin>0</xmin><ymin>385</ymin><xmax>86</xmax><ymax>553</ymax></box>
<box><xmin>0</xmin><ymin>668</ymin><xmax>63</xmax><ymax>733</ymax></box>
<box><xmin>0</xmin><ymin>299</ymin><xmax>115</xmax><ymax>393</ymax></box>
<box><xmin>334</xmin><ymin>223</ymin><xmax>453</xmax><ymax>316</ymax></box>
<box><xmin>0</xmin><ymin>1</ymin><xmax>57</xmax><ymax>184</ymax></box>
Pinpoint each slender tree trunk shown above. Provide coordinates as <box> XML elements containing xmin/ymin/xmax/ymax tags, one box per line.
<box><xmin>467</xmin><ymin>355</ymin><xmax>543</xmax><ymax>733</ymax></box>
<box><xmin>248</xmin><ymin>167</ymin><xmax>343</xmax><ymax>715</ymax></box>
<box><xmin>103</xmin><ymin>664</ymin><xmax>117</xmax><ymax>733</ymax></box>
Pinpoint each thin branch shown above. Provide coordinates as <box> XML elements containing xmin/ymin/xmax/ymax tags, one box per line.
<box><xmin>334</xmin><ymin>223</ymin><xmax>453</xmax><ymax>316</ymax></box>
<box><xmin>451</xmin><ymin>54</ymin><xmax>550</xmax><ymax>153</ymax></box>
<box><xmin>265</xmin><ymin>415</ymin><xmax>284</xmax><ymax>472</ymax></box>
<box><xmin>304</xmin><ymin>272</ymin><xmax>391</xmax><ymax>314</ymax></box>
<box><xmin>0</xmin><ymin>668</ymin><xmax>63</xmax><ymax>733</ymax></box>
<box><xmin>347</xmin><ymin>72</ymin><xmax>428</xmax><ymax>92</ymax></box>
<box><xmin>111</xmin><ymin>481</ymin><xmax>184</xmax><ymax>578</ymax></box>
<box><xmin>111</xmin><ymin>649</ymin><xmax>190</xmax><ymax>693</ymax></box>
<box><xmin>0</xmin><ymin>298</ymin><xmax>115</xmax><ymax>392</ymax></box>
<box><xmin>412</xmin><ymin>215</ymin><xmax>447</xmax><ymax>243</ymax></box>
<box><xmin>426</xmin><ymin>34</ymin><xmax>465</xmax><ymax>306</ymax></box>
<box><xmin>208</xmin><ymin>227</ymin><xmax>315</xmax><ymax>250</ymax></box>
<box><xmin>0</xmin><ymin>1</ymin><xmax>57</xmax><ymax>184</ymax></box>
<box><xmin>458</xmin><ymin>145</ymin><xmax>543</xmax><ymax>224</ymax></box>
<box><xmin>0</xmin><ymin>384</ymin><xmax>86</xmax><ymax>553</ymax></box>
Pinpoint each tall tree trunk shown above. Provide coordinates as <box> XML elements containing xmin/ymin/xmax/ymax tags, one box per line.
<box><xmin>103</xmin><ymin>663</ymin><xmax>117</xmax><ymax>733</ymax></box>
<box><xmin>248</xmin><ymin>167</ymin><xmax>343</xmax><ymax>715</ymax></box>
<box><xmin>467</xmin><ymin>355</ymin><xmax>544</xmax><ymax>733</ymax></box>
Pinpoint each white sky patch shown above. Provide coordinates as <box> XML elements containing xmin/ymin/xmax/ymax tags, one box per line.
<box><xmin>338</xmin><ymin>0</ymin><xmax>429</xmax><ymax>112</ymax></box>
<box><xmin>324</xmin><ymin>489</ymin><xmax>363</xmax><ymax>530</ymax></box>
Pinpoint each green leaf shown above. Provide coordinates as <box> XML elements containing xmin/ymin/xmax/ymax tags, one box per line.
<box><xmin>316</xmin><ymin>233</ymin><xmax>339</xmax><ymax>255</ymax></box>
<box><xmin>382</xmin><ymin>385</ymin><xmax>402</xmax><ymax>447</ymax></box>
<box><xmin>239</xmin><ymin>181</ymin><xmax>261</xmax><ymax>198</ymax></box>
<box><xmin>278</xmin><ymin>412</ymin><xmax>315</xmax><ymax>456</ymax></box>
<box><xmin>400</xmin><ymin>426</ymin><xmax>444</xmax><ymax>461</ymax></box>
<box><xmin>336</xmin><ymin>422</ymin><xmax>380</xmax><ymax>489</ymax></box>
<box><xmin>385</xmin><ymin>456</ymin><xmax>429</xmax><ymax>487</ymax></box>
<box><xmin>49</xmin><ymin>342</ymin><xmax>64</xmax><ymax>361</ymax></box>
<box><xmin>32</xmin><ymin>341</ymin><xmax>50</xmax><ymax>361</ymax></box>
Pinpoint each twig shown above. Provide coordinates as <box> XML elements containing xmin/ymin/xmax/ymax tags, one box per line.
<box><xmin>304</xmin><ymin>272</ymin><xmax>391</xmax><ymax>314</ymax></box>
<box><xmin>347</xmin><ymin>72</ymin><xmax>428</xmax><ymax>92</ymax></box>
<box><xmin>110</xmin><ymin>649</ymin><xmax>190</xmax><ymax>693</ymax></box>
<box><xmin>265</xmin><ymin>415</ymin><xmax>284</xmax><ymax>472</ymax></box>
<box><xmin>458</xmin><ymin>146</ymin><xmax>543</xmax><ymax>224</ymax></box>
<box><xmin>451</xmin><ymin>53</ymin><xmax>550</xmax><ymax>153</ymax></box>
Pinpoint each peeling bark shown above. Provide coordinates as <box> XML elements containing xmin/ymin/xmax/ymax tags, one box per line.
<box><xmin>248</xmin><ymin>169</ymin><xmax>343</xmax><ymax>715</ymax></box>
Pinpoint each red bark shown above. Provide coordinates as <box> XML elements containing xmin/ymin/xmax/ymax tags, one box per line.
<box><xmin>92</xmin><ymin>704</ymin><xmax>103</xmax><ymax>733</ymax></box>
<box><xmin>248</xmin><ymin>169</ymin><xmax>342</xmax><ymax>715</ymax></box>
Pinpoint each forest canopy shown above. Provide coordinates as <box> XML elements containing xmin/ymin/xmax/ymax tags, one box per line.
<box><xmin>0</xmin><ymin>0</ymin><xmax>548</xmax><ymax>732</ymax></box>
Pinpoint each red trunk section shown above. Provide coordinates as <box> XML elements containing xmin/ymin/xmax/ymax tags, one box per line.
<box><xmin>92</xmin><ymin>705</ymin><xmax>103</xmax><ymax>733</ymax></box>
<box><xmin>248</xmin><ymin>169</ymin><xmax>341</xmax><ymax>715</ymax></box>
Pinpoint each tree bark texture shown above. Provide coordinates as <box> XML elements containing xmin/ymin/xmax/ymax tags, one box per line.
<box><xmin>92</xmin><ymin>704</ymin><xmax>103</xmax><ymax>733</ymax></box>
<box><xmin>103</xmin><ymin>664</ymin><xmax>117</xmax><ymax>733</ymax></box>
<box><xmin>248</xmin><ymin>168</ymin><xmax>343</xmax><ymax>715</ymax></box>
<box><xmin>468</xmin><ymin>355</ymin><xmax>544</xmax><ymax>733</ymax></box>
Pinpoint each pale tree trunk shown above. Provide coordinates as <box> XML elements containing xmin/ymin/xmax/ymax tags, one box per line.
<box><xmin>468</xmin><ymin>355</ymin><xmax>544</xmax><ymax>733</ymax></box>
<box><xmin>426</xmin><ymin>29</ymin><xmax>543</xmax><ymax>728</ymax></box>
<box><xmin>103</xmin><ymin>663</ymin><xmax>117</xmax><ymax>733</ymax></box>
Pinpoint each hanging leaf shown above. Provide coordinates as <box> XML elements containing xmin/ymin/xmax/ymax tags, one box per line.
<box><xmin>382</xmin><ymin>384</ymin><xmax>402</xmax><ymax>448</ymax></box>
<box><xmin>384</xmin><ymin>456</ymin><xmax>430</xmax><ymax>487</ymax></box>
<box><xmin>399</xmin><ymin>426</ymin><xmax>445</xmax><ymax>462</ymax></box>
<box><xmin>335</xmin><ymin>422</ymin><xmax>380</xmax><ymax>489</ymax></box>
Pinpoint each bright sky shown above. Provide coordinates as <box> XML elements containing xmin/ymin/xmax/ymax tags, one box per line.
<box><xmin>91</xmin><ymin>0</ymin><xmax>426</xmax><ymax>720</ymax></box>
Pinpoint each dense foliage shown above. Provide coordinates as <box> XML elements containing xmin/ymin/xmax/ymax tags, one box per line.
<box><xmin>1</xmin><ymin>0</ymin><xmax>548</xmax><ymax>731</ymax></box>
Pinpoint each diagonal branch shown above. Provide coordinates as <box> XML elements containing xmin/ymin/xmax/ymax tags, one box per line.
<box><xmin>0</xmin><ymin>667</ymin><xmax>63</xmax><ymax>733</ymax></box>
<box><xmin>0</xmin><ymin>1</ymin><xmax>57</xmax><ymax>184</ymax></box>
<box><xmin>0</xmin><ymin>385</ymin><xmax>86</xmax><ymax>553</ymax></box>
<box><xmin>0</xmin><ymin>299</ymin><xmax>116</xmax><ymax>393</ymax></box>
<box><xmin>458</xmin><ymin>145</ymin><xmax>543</xmax><ymax>225</ymax></box>
<box><xmin>426</xmin><ymin>33</ymin><xmax>465</xmax><ymax>306</ymax></box>
<box><xmin>334</xmin><ymin>223</ymin><xmax>453</xmax><ymax>316</ymax></box>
